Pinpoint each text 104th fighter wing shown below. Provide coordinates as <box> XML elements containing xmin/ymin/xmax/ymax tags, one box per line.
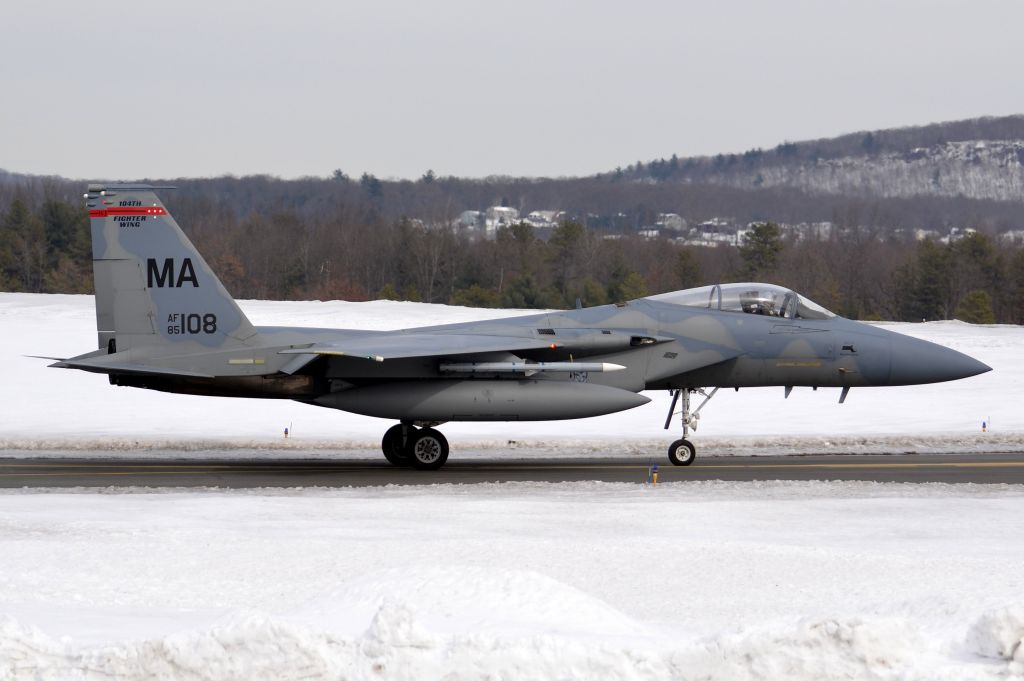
<box><xmin>48</xmin><ymin>185</ymin><xmax>991</xmax><ymax>469</ymax></box>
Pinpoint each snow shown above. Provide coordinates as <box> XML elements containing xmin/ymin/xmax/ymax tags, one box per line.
<box><xmin>0</xmin><ymin>482</ymin><xmax>1023</xmax><ymax>679</ymax></box>
<box><xmin>3</xmin><ymin>294</ymin><xmax>1024</xmax><ymax>679</ymax></box>
<box><xmin>1</xmin><ymin>293</ymin><xmax>1020</xmax><ymax>457</ymax></box>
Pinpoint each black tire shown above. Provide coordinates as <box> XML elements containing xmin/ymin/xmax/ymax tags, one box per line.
<box><xmin>382</xmin><ymin>424</ymin><xmax>413</xmax><ymax>466</ymax></box>
<box><xmin>668</xmin><ymin>439</ymin><xmax>696</xmax><ymax>466</ymax></box>
<box><xmin>408</xmin><ymin>428</ymin><xmax>449</xmax><ymax>470</ymax></box>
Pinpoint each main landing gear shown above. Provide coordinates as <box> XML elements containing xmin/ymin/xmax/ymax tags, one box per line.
<box><xmin>381</xmin><ymin>422</ymin><xmax>449</xmax><ymax>470</ymax></box>
<box><xmin>664</xmin><ymin>387</ymin><xmax>718</xmax><ymax>466</ymax></box>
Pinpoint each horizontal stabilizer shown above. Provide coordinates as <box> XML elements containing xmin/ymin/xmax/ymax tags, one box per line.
<box><xmin>49</xmin><ymin>354</ymin><xmax>214</xmax><ymax>378</ymax></box>
<box><xmin>278</xmin><ymin>333</ymin><xmax>558</xmax><ymax>362</ymax></box>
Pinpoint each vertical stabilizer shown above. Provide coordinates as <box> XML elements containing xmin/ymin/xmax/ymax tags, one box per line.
<box><xmin>85</xmin><ymin>184</ymin><xmax>257</xmax><ymax>353</ymax></box>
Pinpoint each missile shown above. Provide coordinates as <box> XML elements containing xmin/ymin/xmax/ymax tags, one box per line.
<box><xmin>315</xmin><ymin>379</ymin><xmax>651</xmax><ymax>421</ymax></box>
<box><xmin>439</xmin><ymin>361</ymin><xmax>625</xmax><ymax>376</ymax></box>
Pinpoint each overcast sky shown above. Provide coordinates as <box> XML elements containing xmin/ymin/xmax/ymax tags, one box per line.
<box><xmin>3</xmin><ymin>1</ymin><xmax>1023</xmax><ymax>181</ymax></box>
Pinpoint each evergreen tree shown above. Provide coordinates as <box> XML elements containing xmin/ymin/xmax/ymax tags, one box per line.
<box><xmin>578</xmin><ymin>277</ymin><xmax>608</xmax><ymax>307</ymax></box>
<box><xmin>676</xmin><ymin>248</ymin><xmax>702</xmax><ymax>288</ymax></box>
<box><xmin>548</xmin><ymin>220</ymin><xmax>586</xmax><ymax>296</ymax></box>
<box><xmin>1</xmin><ymin>197</ymin><xmax>46</xmax><ymax>292</ymax></box>
<box><xmin>611</xmin><ymin>271</ymin><xmax>648</xmax><ymax>302</ymax></box>
<box><xmin>359</xmin><ymin>173</ymin><xmax>383</xmax><ymax>199</ymax></box>
<box><xmin>501</xmin><ymin>274</ymin><xmax>544</xmax><ymax>308</ymax></box>
<box><xmin>954</xmin><ymin>289</ymin><xmax>996</xmax><ymax>324</ymax></box>
<box><xmin>377</xmin><ymin>282</ymin><xmax>400</xmax><ymax>300</ymax></box>
<box><xmin>738</xmin><ymin>222</ymin><xmax>782</xmax><ymax>279</ymax></box>
<box><xmin>898</xmin><ymin>239</ymin><xmax>951</xmax><ymax>321</ymax></box>
<box><xmin>1006</xmin><ymin>249</ymin><xmax>1024</xmax><ymax>324</ymax></box>
<box><xmin>450</xmin><ymin>284</ymin><xmax>500</xmax><ymax>308</ymax></box>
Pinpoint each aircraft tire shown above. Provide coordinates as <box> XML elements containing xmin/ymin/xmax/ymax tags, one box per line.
<box><xmin>409</xmin><ymin>428</ymin><xmax>449</xmax><ymax>470</ymax></box>
<box><xmin>668</xmin><ymin>439</ymin><xmax>696</xmax><ymax>466</ymax></box>
<box><xmin>382</xmin><ymin>424</ymin><xmax>414</xmax><ymax>467</ymax></box>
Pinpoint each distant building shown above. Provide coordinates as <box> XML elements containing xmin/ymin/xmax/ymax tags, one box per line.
<box><xmin>941</xmin><ymin>227</ymin><xmax>977</xmax><ymax>244</ymax></box>
<box><xmin>485</xmin><ymin>206</ymin><xmax>520</xmax><ymax>234</ymax></box>
<box><xmin>656</xmin><ymin>213</ymin><xmax>686</xmax><ymax>231</ymax></box>
<box><xmin>999</xmin><ymin>230</ymin><xmax>1024</xmax><ymax>244</ymax></box>
<box><xmin>521</xmin><ymin>210</ymin><xmax>564</xmax><ymax>229</ymax></box>
<box><xmin>455</xmin><ymin>210</ymin><xmax>484</xmax><ymax>232</ymax></box>
<box><xmin>782</xmin><ymin>221</ymin><xmax>833</xmax><ymax>241</ymax></box>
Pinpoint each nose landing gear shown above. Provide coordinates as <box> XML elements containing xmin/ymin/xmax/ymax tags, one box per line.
<box><xmin>381</xmin><ymin>422</ymin><xmax>450</xmax><ymax>470</ymax></box>
<box><xmin>664</xmin><ymin>387</ymin><xmax>718</xmax><ymax>466</ymax></box>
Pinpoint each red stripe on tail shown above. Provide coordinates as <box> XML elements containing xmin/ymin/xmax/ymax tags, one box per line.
<box><xmin>89</xmin><ymin>207</ymin><xmax>167</xmax><ymax>218</ymax></box>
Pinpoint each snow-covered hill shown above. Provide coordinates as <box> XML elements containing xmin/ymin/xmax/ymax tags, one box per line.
<box><xmin>705</xmin><ymin>140</ymin><xmax>1024</xmax><ymax>201</ymax></box>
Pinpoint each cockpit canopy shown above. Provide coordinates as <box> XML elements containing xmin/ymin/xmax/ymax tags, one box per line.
<box><xmin>647</xmin><ymin>283</ymin><xmax>836</xmax><ymax>320</ymax></box>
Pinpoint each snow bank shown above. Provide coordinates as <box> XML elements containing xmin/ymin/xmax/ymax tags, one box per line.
<box><xmin>967</xmin><ymin>605</ymin><xmax>1024</xmax><ymax>663</ymax></box>
<box><xmin>3</xmin><ymin>432</ymin><xmax>1024</xmax><ymax>459</ymax></box>
<box><xmin>4</xmin><ymin>603</ymin><xmax>1022</xmax><ymax>680</ymax></box>
<box><xmin>1</xmin><ymin>293</ymin><xmax>1019</xmax><ymax>455</ymax></box>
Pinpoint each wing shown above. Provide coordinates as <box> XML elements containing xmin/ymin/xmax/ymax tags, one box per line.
<box><xmin>278</xmin><ymin>333</ymin><xmax>558</xmax><ymax>362</ymax></box>
<box><xmin>277</xmin><ymin>328</ymin><xmax>677</xmax><ymax>363</ymax></box>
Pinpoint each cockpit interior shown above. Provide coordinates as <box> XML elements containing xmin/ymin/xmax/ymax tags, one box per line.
<box><xmin>648</xmin><ymin>283</ymin><xmax>836</xmax><ymax>320</ymax></box>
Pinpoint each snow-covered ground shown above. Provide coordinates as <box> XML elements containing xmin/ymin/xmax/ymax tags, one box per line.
<box><xmin>2</xmin><ymin>294</ymin><xmax>1024</xmax><ymax>679</ymax></box>
<box><xmin>1</xmin><ymin>482</ymin><xmax>1023</xmax><ymax>680</ymax></box>
<box><xmin>0</xmin><ymin>293</ymin><xmax>1020</xmax><ymax>457</ymax></box>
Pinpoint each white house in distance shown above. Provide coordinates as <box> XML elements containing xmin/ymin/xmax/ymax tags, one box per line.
<box><xmin>522</xmin><ymin>210</ymin><xmax>565</xmax><ymax>229</ymax></box>
<box><xmin>485</xmin><ymin>206</ymin><xmax>520</xmax><ymax>235</ymax></box>
<box><xmin>656</xmin><ymin>213</ymin><xmax>686</xmax><ymax>232</ymax></box>
<box><xmin>454</xmin><ymin>210</ymin><xmax>484</xmax><ymax>233</ymax></box>
<box><xmin>941</xmin><ymin>227</ymin><xmax>977</xmax><ymax>244</ymax></box>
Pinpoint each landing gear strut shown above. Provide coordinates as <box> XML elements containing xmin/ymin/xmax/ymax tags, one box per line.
<box><xmin>381</xmin><ymin>422</ymin><xmax>450</xmax><ymax>470</ymax></box>
<box><xmin>664</xmin><ymin>387</ymin><xmax>718</xmax><ymax>466</ymax></box>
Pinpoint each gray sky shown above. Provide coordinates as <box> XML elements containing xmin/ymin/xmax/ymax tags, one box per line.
<box><xmin>3</xmin><ymin>0</ymin><xmax>1023</xmax><ymax>181</ymax></box>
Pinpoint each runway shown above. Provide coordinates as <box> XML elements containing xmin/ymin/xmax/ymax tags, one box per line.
<box><xmin>1</xmin><ymin>452</ymin><xmax>1023</xmax><ymax>487</ymax></box>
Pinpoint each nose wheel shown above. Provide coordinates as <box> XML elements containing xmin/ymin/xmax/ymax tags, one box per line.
<box><xmin>381</xmin><ymin>423</ymin><xmax>450</xmax><ymax>470</ymax></box>
<box><xmin>668</xmin><ymin>439</ymin><xmax>696</xmax><ymax>466</ymax></box>
<box><xmin>664</xmin><ymin>387</ymin><xmax>717</xmax><ymax>466</ymax></box>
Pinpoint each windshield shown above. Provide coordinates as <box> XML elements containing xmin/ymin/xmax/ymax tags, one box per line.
<box><xmin>647</xmin><ymin>283</ymin><xmax>835</xmax><ymax>320</ymax></box>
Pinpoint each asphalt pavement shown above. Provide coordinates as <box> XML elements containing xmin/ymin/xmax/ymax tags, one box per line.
<box><xmin>1</xmin><ymin>452</ymin><xmax>1023</xmax><ymax>487</ymax></box>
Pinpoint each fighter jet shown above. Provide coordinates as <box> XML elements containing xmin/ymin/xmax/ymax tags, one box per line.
<box><xmin>49</xmin><ymin>184</ymin><xmax>991</xmax><ymax>469</ymax></box>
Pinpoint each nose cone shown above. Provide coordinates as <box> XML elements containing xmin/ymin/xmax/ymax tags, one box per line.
<box><xmin>888</xmin><ymin>335</ymin><xmax>992</xmax><ymax>385</ymax></box>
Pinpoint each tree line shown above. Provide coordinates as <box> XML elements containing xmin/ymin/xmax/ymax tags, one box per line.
<box><xmin>0</xmin><ymin>181</ymin><xmax>1021</xmax><ymax>324</ymax></box>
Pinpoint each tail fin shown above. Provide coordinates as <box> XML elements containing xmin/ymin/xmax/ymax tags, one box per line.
<box><xmin>85</xmin><ymin>184</ymin><xmax>257</xmax><ymax>353</ymax></box>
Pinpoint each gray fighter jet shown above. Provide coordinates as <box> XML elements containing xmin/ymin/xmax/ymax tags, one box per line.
<box><xmin>50</xmin><ymin>184</ymin><xmax>991</xmax><ymax>469</ymax></box>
